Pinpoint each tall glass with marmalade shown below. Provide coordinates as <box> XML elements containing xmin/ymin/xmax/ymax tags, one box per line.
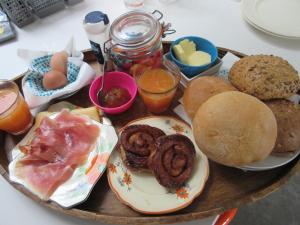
<box><xmin>0</xmin><ymin>80</ymin><xmax>33</xmax><ymax>135</ymax></box>
<box><xmin>135</xmin><ymin>59</ymin><xmax>181</xmax><ymax>113</ymax></box>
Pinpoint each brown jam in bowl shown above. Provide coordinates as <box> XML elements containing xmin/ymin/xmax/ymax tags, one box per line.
<box><xmin>101</xmin><ymin>87</ymin><xmax>131</xmax><ymax>108</ymax></box>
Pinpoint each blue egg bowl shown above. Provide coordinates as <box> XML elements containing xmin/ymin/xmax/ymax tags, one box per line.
<box><xmin>169</xmin><ymin>36</ymin><xmax>218</xmax><ymax>78</ymax></box>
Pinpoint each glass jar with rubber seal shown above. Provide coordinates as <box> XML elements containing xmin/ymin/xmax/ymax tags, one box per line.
<box><xmin>105</xmin><ymin>10</ymin><xmax>175</xmax><ymax>76</ymax></box>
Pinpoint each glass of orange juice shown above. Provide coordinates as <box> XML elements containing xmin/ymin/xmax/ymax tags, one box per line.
<box><xmin>135</xmin><ymin>59</ymin><xmax>181</xmax><ymax>113</ymax></box>
<box><xmin>0</xmin><ymin>80</ymin><xmax>33</xmax><ymax>135</ymax></box>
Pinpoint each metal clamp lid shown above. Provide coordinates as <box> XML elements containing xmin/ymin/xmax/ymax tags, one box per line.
<box><xmin>152</xmin><ymin>10</ymin><xmax>176</xmax><ymax>38</ymax></box>
<box><xmin>104</xmin><ymin>10</ymin><xmax>176</xmax><ymax>54</ymax></box>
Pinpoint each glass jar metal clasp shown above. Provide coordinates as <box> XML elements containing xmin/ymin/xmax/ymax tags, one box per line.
<box><xmin>152</xmin><ymin>10</ymin><xmax>176</xmax><ymax>38</ymax></box>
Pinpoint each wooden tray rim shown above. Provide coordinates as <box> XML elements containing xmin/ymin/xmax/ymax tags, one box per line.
<box><xmin>0</xmin><ymin>46</ymin><xmax>299</xmax><ymax>225</ymax></box>
<box><xmin>1</xmin><ymin>151</ymin><xmax>299</xmax><ymax>224</ymax></box>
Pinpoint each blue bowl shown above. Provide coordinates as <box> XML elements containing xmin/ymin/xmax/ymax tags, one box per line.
<box><xmin>169</xmin><ymin>36</ymin><xmax>218</xmax><ymax>78</ymax></box>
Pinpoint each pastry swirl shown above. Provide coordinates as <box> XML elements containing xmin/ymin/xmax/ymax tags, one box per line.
<box><xmin>149</xmin><ymin>134</ymin><xmax>196</xmax><ymax>188</ymax></box>
<box><xmin>120</xmin><ymin>125</ymin><xmax>165</xmax><ymax>171</ymax></box>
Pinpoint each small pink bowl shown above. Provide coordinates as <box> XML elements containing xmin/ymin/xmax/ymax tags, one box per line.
<box><xmin>89</xmin><ymin>71</ymin><xmax>138</xmax><ymax>115</ymax></box>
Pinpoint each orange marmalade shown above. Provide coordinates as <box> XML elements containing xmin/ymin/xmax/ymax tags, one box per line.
<box><xmin>137</xmin><ymin>68</ymin><xmax>178</xmax><ymax>113</ymax></box>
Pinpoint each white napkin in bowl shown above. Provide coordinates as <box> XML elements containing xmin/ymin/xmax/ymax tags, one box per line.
<box><xmin>18</xmin><ymin>38</ymin><xmax>96</xmax><ymax>109</ymax></box>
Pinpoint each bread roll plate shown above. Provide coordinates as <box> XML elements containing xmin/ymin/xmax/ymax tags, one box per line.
<box><xmin>187</xmin><ymin>57</ymin><xmax>300</xmax><ymax>171</ymax></box>
<box><xmin>237</xmin><ymin>151</ymin><xmax>300</xmax><ymax>171</ymax></box>
<box><xmin>240</xmin><ymin>99</ymin><xmax>300</xmax><ymax>171</ymax></box>
<box><xmin>184</xmin><ymin>80</ymin><xmax>300</xmax><ymax>171</ymax></box>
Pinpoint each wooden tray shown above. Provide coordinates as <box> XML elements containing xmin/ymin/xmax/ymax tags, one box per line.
<box><xmin>0</xmin><ymin>42</ymin><xmax>299</xmax><ymax>225</ymax></box>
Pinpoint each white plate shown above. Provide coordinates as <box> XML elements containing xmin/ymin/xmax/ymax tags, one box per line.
<box><xmin>9</xmin><ymin>112</ymin><xmax>118</xmax><ymax>208</ymax></box>
<box><xmin>173</xmin><ymin>100</ymin><xmax>300</xmax><ymax>172</ymax></box>
<box><xmin>242</xmin><ymin>13</ymin><xmax>300</xmax><ymax>40</ymax></box>
<box><xmin>242</xmin><ymin>0</ymin><xmax>300</xmax><ymax>39</ymax></box>
<box><xmin>107</xmin><ymin>116</ymin><xmax>209</xmax><ymax>214</ymax></box>
<box><xmin>239</xmin><ymin>150</ymin><xmax>300</xmax><ymax>171</ymax></box>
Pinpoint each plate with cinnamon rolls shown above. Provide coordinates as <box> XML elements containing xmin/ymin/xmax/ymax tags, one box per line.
<box><xmin>107</xmin><ymin>116</ymin><xmax>209</xmax><ymax>214</ymax></box>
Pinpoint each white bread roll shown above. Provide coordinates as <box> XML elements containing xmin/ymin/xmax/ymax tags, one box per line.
<box><xmin>192</xmin><ymin>91</ymin><xmax>277</xmax><ymax>166</ymax></box>
<box><xmin>183</xmin><ymin>76</ymin><xmax>236</xmax><ymax>119</ymax></box>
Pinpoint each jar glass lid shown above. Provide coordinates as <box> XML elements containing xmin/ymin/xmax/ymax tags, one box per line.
<box><xmin>110</xmin><ymin>11</ymin><xmax>160</xmax><ymax>47</ymax></box>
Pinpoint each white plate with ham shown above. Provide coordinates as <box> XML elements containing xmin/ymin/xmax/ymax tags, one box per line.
<box><xmin>8</xmin><ymin>110</ymin><xmax>118</xmax><ymax>208</ymax></box>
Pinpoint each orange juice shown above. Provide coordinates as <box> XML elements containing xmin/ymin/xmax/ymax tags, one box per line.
<box><xmin>0</xmin><ymin>81</ymin><xmax>33</xmax><ymax>135</ymax></box>
<box><xmin>137</xmin><ymin>68</ymin><xmax>179</xmax><ymax>113</ymax></box>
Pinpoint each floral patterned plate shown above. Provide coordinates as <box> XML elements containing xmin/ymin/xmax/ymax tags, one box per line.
<box><xmin>9</xmin><ymin>112</ymin><xmax>118</xmax><ymax>208</ymax></box>
<box><xmin>107</xmin><ymin>116</ymin><xmax>209</xmax><ymax>214</ymax></box>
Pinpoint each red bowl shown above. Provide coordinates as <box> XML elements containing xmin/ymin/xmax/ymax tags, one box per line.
<box><xmin>89</xmin><ymin>71</ymin><xmax>137</xmax><ymax>115</ymax></box>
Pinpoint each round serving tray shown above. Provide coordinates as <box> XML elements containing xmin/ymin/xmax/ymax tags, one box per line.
<box><xmin>0</xmin><ymin>42</ymin><xmax>299</xmax><ymax>225</ymax></box>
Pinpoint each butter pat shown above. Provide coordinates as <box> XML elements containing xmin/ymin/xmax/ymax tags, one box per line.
<box><xmin>173</xmin><ymin>39</ymin><xmax>196</xmax><ymax>64</ymax></box>
<box><xmin>187</xmin><ymin>51</ymin><xmax>211</xmax><ymax>66</ymax></box>
<box><xmin>179</xmin><ymin>39</ymin><xmax>196</xmax><ymax>56</ymax></box>
<box><xmin>173</xmin><ymin>45</ymin><xmax>188</xmax><ymax>64</ymax></box>
<box><xmin>173</xmin><ymin>39</ymin><xmax>211</xmax><ymax>67</ymax></box>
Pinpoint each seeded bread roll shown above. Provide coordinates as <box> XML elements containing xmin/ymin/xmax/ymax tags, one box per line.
<box><xmin>193</xmin><ymin>91</ymin><xmax>277</xmax><ymax>166</ymax></box>
<box><xmin>229</xmin><ymin>55</ymin><xmax>300</xmax><ymax>100</ymax></box>
<box><xmin>266</xmin><ymin>100</ymin><xmax>300</xmax><ymax>154</ymax></box>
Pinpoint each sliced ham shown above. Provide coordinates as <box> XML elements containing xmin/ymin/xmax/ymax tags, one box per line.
<box><xmin>15</xmin><ymin>160</ymin><xmax>74</xmax><ymax>200</ymax></box>
<box><xmin>15</xmin><ymin>110</ymin><xmax>100</xmax><ymax>200</ymax></box>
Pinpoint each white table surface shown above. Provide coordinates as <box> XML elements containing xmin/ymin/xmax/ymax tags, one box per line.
<box><xmin>0</xmin><ymin>0</ymin><xmax>299</xmax><ymax>224</ymax></box>
<box><xmin>1</xmin><ymin>0</ymin><xmax>300</xmax><ymax>79</ymax></box>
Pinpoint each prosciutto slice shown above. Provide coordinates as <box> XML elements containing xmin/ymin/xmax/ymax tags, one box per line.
<box><xmin>15</xmin><ymin>110</ymin><xmax>100</xmax><ymax>200</ymax></box>
<box><xmin>15</xmin><ymin>158</ymin><xmax>74</xmax><ymax>199</ymax></box>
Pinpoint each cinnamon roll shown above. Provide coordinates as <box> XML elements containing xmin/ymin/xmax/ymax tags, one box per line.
<box><xmin>149</xmin><ymin>134</ymin><xmax>196</xmax><ymax>188</ymax></box>
<box><xmin>120</xmin><ymin>125</ymin><xmax>165</xmax><ymax>171</ymax></box>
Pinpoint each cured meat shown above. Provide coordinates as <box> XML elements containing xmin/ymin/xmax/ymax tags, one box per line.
<box><xmin>15</xmin><ymin>110</ymin><xmax>100</xmax><ymax>200</ymax></box>
<box><xmin>15</xmin><ymin>159</ymin><xmax>74</xmax><ymax>200</ymax></box>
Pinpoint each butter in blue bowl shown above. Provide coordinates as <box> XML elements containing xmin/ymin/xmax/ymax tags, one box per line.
<box><xmin>169</xmin><ymin>36</ymin><xmax>218</xmax><ymax>78</ymax></box>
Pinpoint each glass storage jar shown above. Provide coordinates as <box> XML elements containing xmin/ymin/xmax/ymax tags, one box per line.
<box><xmin>105</xmin><ymin>10</ymin><xmax>174</xmax><ymax>75</ymax></box>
